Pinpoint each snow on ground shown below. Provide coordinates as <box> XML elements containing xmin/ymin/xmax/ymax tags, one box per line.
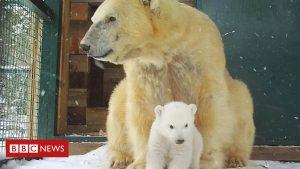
<box><xmin>1</xmin><ymin>145</ymin><xmax>300</xmax><ymax>169</ymax></box>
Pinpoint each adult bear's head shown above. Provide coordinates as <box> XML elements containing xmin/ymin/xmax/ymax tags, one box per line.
<box><xmin>80</xmin><ymin>0</ymin><xmax>183</xmax><ymax>64</ymax></box>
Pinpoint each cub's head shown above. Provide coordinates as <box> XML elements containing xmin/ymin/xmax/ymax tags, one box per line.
<box><xmin>154</xmin><ymin>102</ymin><xmax>197</xmax><ymax>145</ymax></box>
<box><xmin>80</xmin><ymin>0</ymin><xmax>180</xmax><ymax>64</ymax></box>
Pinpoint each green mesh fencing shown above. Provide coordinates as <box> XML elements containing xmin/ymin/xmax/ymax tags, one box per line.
<box><xmin>0</xmin><ymin>0</ymin><xmax>44</xmax><ymax>152</ymax></box>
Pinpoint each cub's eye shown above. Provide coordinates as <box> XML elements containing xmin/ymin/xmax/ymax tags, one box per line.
<box><xmin>108</xmin><ymin>16</ymin><xmax>116</xmax><ymax>22</ymax></box>
<box><xmin>170</xmin><ymin>125</ymin><xmax>174</xmax><ymax>129</ymax></box>
<box><xmin>185</xmin><ymin>124</ymin><xmax>188</xmax><ymax>128</ymax></box>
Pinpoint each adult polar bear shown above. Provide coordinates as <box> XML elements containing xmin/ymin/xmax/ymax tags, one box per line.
<box><xmin>80</xmin><ymin>0</ymin><xmax>255</xmax><ymax>168</ymax></box>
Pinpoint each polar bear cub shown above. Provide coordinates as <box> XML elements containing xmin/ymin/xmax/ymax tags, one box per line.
<box><xmin>146</xmin><ymin>102</ymin><xmax>203</xmax><ymax>169</ymax></box>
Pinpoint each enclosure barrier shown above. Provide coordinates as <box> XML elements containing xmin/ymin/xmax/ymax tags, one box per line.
<box><xmin>0</xmin><ymin>0</ymin><xmax>55</xmax><ymax>153</ymax></box>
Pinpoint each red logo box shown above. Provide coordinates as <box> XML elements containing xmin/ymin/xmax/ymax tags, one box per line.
<box><xmin>6</xmin><ymin>139</ymin><xmax>69</xmax><ymax>158</ymax></box>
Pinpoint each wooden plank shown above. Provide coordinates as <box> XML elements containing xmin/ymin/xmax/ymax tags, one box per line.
<box><xmin>86</xmin><ymin>107</ymin><xmax>108</xmax><ymax>130</ymax></box>
<box><xmin>87</xmin><ymin>58</ymin><xmax>104</xmax><ymax>107</ymax></box>
<box><xmin>103</xmin><ymin>67</ymin><xmax>125</xmax><ymax>79</ymax></box>
<box><xmin>69</xmin><ymin>54</ymin><xmax>89</xmax><ymax>72</ymax></box>
<box><xmin>70</xmin><ymin>22</ymin><xmax>91</xmax><ymax>54</ymax></box>
<box><xmin>251</xmin><ymin>146</ymin><xmax>300</xmax><ymax>161</ymax></box>
<box><xmin>70</xmin><ymin>3</ymin><xmax>90</xmax><ymax>21</ymax></box>
<box><xmin>178</xmin><ymin>0</ymin><xmax>195</xmax><ymax>7</ymax></box>
<box><xmin>66</xmin><ymin>125</ymin><xmax>104</xmax><ymax>134</ymax></box>
<box><xmin>67</xmin><ymin>107</ymin><xmax>86</xmax><ymax>125</ymax></box>
<box><xmin>103</xmin><ymin>67</ymin><xmax>125</xmax><ymax>106</ymax></box>
<box><xmin>69</xmin><ymin>143</ymin><xmax>103</xmax><ymax>155</ymax></box>
<box><xmin>68</xmin><ymin>89</ymin><xmax>87</xmax><ymax>107</ymax></box>
<box><xmin>69</xmin><ymin>72</ymin><xmax>88</xmax><ymax>88</ymax></box>
<box><xmin>57</xmin><ymin>0</ymin><xmax>70</xmax><ymax>134</ymax></box>
<box><xmin>71</xmin><ymin>0</ymin><xmax>104</xmax><ymax>7</ymax></box>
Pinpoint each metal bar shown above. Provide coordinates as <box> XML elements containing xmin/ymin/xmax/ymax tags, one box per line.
<box><xmin>28</xmin><ymin>0</ymin><xmax>54</xmax><ymax>19</ymax></box>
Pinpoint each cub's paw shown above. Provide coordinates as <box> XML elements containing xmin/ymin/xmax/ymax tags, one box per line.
<box><xmin>226</xmin><ymin>157</ymin><xmax>246</xmax><ymax>168</ymax></box>
<box><xmin>110</xmin><ymin>153</ymin><xmax>132</xmax><ymax>169</ymax></box>
<box><xmin>126</xmin><ymin>161</ymin><xmax>145</xmax><ymax>169</ymax></box>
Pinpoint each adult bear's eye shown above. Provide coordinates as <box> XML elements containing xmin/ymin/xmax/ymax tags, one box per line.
<box><xmin>108</xmin><ymin>16</ymin><xmax>116</xmax><ymax>22</ymax></box>
<box><xmin>185</xmin><ymin>124</ymin><xmax>188</xmax><ymax>128</ymax></box>
<box><xmin>170</xmin><ymin>125</ymin><xmax>174</xmax><ymax>129</ymax></box>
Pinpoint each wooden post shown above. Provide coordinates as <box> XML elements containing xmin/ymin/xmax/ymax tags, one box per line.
<box><xmin>57</xmin><ymin>0</ymin><xmax>71</xmax><ymax>134</ymax></box>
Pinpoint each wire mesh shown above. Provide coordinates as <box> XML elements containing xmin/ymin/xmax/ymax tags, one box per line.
<box><xmin>0</xmin><ymin>0</ymin><xmax>44</xmax><ymax>152</ymax></box>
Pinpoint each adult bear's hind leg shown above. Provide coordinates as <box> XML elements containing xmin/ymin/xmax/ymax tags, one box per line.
<box><xmin>226</xmin><ymin>80</ymin><xmax>255</xmax><ymax>168</ymax></box>
<box><xmin>107</xmin><ymin>79</ymin><xmax>133</xmax><ymax>168</ymax></box>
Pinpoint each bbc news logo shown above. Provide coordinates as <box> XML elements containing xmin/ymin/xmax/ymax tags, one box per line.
<box><xmin>6</xmin><ymin>139</ymin><xmax>69</xmax><ymax>158</ymax></box>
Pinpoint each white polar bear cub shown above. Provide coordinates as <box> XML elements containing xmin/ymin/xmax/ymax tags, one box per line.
<box><xmin>146</xmin><ymin>102</ymin><xmax>203</xmax><ymax>169</ymax></box>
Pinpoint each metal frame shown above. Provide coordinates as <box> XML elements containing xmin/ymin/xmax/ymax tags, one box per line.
<box><xmin>37</xmin><ymin>0</ymin><xmax>61</xmax><ymax>139</ymax></box>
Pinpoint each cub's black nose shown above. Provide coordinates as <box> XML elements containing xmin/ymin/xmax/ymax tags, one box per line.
<box><xmin>176</xmin><ymin>139</ymin><xmax>185</xmax><ymax>144</ymax></box>
<box><xmin>80</xmin><ymin>44</ymin><xmax>90</xmax><ymax>52</ymax></box>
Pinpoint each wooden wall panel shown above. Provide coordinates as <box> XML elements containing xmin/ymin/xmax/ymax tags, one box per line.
<box><xmin>70</xmin><ymin>55</ymin><xmax>89</xmax><ymax>72</ymax></box>
<box><xmin>68</xmin><ymin>89</ymin><xmax>87</xmax><ymax>107</ymax></box>
<box><xmin>67</xmin><ymin>107</ymin><xmax>86</xmax><ymax>125</ymax></box>
<box><xmin>179</xmin><ymin>0</ymin><xmax>195</xmax><ymax>7</ymax></box>
<box><xmin>66</xmin><ymin>125</ymin><xmax>103</xmax><ymax>134</ymax></box>
<box><xmin>86</xmin><ymin>108</ymin><xmax>108</xmax><ymax>131</ymax></box>
<box><xmin>69</xmin><ymin>72</ymin><xmax>88</xmax><ymax>88</ymax></box>
<box><xmin>70</xmin><ymin>23</ymin><xmax>91</xmax><ymax>54</ymax></box>
<box><xmin>57</xmin><ymin>0</ymin><xmax>70</xmax><ymax>134</ymax></box>
<box><xmin>71</xmin><ymin>3</ymin><xmax>90</xmax><ymax>21</ymax></box>
<box><xmin>87</xmin><ymin>59</ymin><xmax>104</xmax><ymax>107</ymax></box>
<box><xmin>103</xmin><ymin>67</ymin><xmax>125</xmax><ymax>105</ymax></box>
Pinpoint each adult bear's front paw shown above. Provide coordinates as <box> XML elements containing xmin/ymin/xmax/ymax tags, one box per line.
<box><xmin>225</xmin><ymin>157</ymin><xmax>246</xmax><ymax>168</ymax></box>
<box><xmin>110</xmin><ymin>152</ymin><xmax>132</xmax><ymax>169</ymax></box>
<box><xmin>126</xmin><ymin>160</ymin><xmax>145</xmax><ymax>169</ymax></box>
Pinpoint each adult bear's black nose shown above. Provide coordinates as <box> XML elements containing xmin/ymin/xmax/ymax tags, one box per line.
<box><xmin>176</xmin><ymin>139</ymin><xmax>185</xmax><ymax>144</ymax></box>
<box><xmin>80</xmin><ymin>44</ymin><xmax>90</xmax><ymax>52</ymax></box>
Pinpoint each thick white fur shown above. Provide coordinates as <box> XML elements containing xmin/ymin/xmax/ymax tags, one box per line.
<box><xmin>81</xmin><ymin>0</ymin><xmax>255</xmax><ymax>168</ymax></box>
<box><xmin>146</xmin><ymin>102</ymin><xmax>203</xmax><ymax>169</ymax></box>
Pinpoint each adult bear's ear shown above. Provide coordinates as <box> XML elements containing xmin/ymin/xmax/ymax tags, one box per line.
<box><xmin>140</xmin><ymin>0</ymin><xmax>160</xmax><ymax>14</ymax></box>
<box><xmin>154</xmin><ymin>105</ymin><xmax>163</xmax><ymax>117</ymax></box>
<box><xmin>188</xmin><ymin>104</ymin><xmax>197</xmax><ymax>115</ymax></box>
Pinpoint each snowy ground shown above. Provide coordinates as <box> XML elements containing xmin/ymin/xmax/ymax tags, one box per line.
<box><xmin>1</xmin><ymin>145</ymin><xmax>300</xmax><ymax>169</ymax></box>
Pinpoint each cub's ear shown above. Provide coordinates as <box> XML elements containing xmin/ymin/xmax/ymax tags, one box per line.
<box><xmin>154</xmin><ymin>105</ymin><xmax>163</xmax><ymax>117</ymax></box>
<box><xmin>188</xmin><ymin>104</ymin><xmax>197</xmax><ymax>115</ymax></box>
<box><xmin>140</xmin><ymin>0</ymin><xmax>160</xmax><ymax>14</ymax></box>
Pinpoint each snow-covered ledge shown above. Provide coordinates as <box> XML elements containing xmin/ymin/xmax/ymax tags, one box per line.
<box><xmin>69</xmin><ymin>143</ymin><xmax>300</xmax><ymax>161</ymax></box>
<box><xmin>1</xmin><ymin>145</ymin><xmax>300</xmax><ymax>169</ymax></box>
